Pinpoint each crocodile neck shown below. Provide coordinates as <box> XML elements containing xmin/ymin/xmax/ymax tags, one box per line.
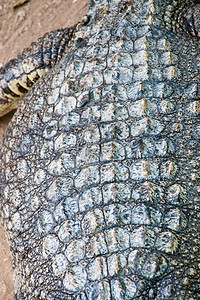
<box><xmin>87</xmin><ymin>0</ymin><xmax>154</xmax><ymax>16</ymax></box>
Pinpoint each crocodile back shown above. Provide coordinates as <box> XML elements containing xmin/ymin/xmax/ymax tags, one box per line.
<box><xmin>0</xmin><ymin>0</ymin><xmax>200</xmax><ymax>299</ymax></box>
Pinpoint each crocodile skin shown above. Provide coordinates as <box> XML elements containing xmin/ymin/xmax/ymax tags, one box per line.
<box><xmin>0</xmin><ymin>27</ymin><xmax>75</xmax><ymax>117</ymax></box>
<box><xmin>0</xmin><ymin>0</ymin><xmax>200</xmax><ymax>299</ymax></box>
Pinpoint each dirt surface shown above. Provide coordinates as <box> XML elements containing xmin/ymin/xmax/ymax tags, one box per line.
<box><xmin>0</xmin><ymin>0</ymin><xmax>88</xmax><ymax>298</ymax></box>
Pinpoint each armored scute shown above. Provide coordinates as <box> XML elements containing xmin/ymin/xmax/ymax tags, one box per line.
<box><xmin>0</xmin><ymin>0</ymin><xmax>200</xmax><ymax>299</ymax></box>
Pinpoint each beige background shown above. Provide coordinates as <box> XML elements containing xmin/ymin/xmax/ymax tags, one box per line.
<box><xmin>0</xmin><ymin>0</ymin><xmax>88</xmax><ymax>298</ymax></box>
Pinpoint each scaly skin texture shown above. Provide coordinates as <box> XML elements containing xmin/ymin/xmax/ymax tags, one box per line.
<box><xmin>0</xmin><ymin>27</ymin><xmax>76</xmax><ymax>117</ymax></box>
<box><xmin>0</xmin><ymin>0</ymin><xmax>200</xmax><ymax>299</ymax></box>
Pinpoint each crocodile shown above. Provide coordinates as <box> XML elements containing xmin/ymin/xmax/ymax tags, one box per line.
<box><xmin>0</xmin><ymin>0</ymin><xmax>200</xmax><ymax>299</ymax></box>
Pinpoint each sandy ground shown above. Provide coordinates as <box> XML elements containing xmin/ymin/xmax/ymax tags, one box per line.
<box><xmin>0</xmin><ymin>0</ymin><xmax>88</xmax><ymax>298</ymax></box>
